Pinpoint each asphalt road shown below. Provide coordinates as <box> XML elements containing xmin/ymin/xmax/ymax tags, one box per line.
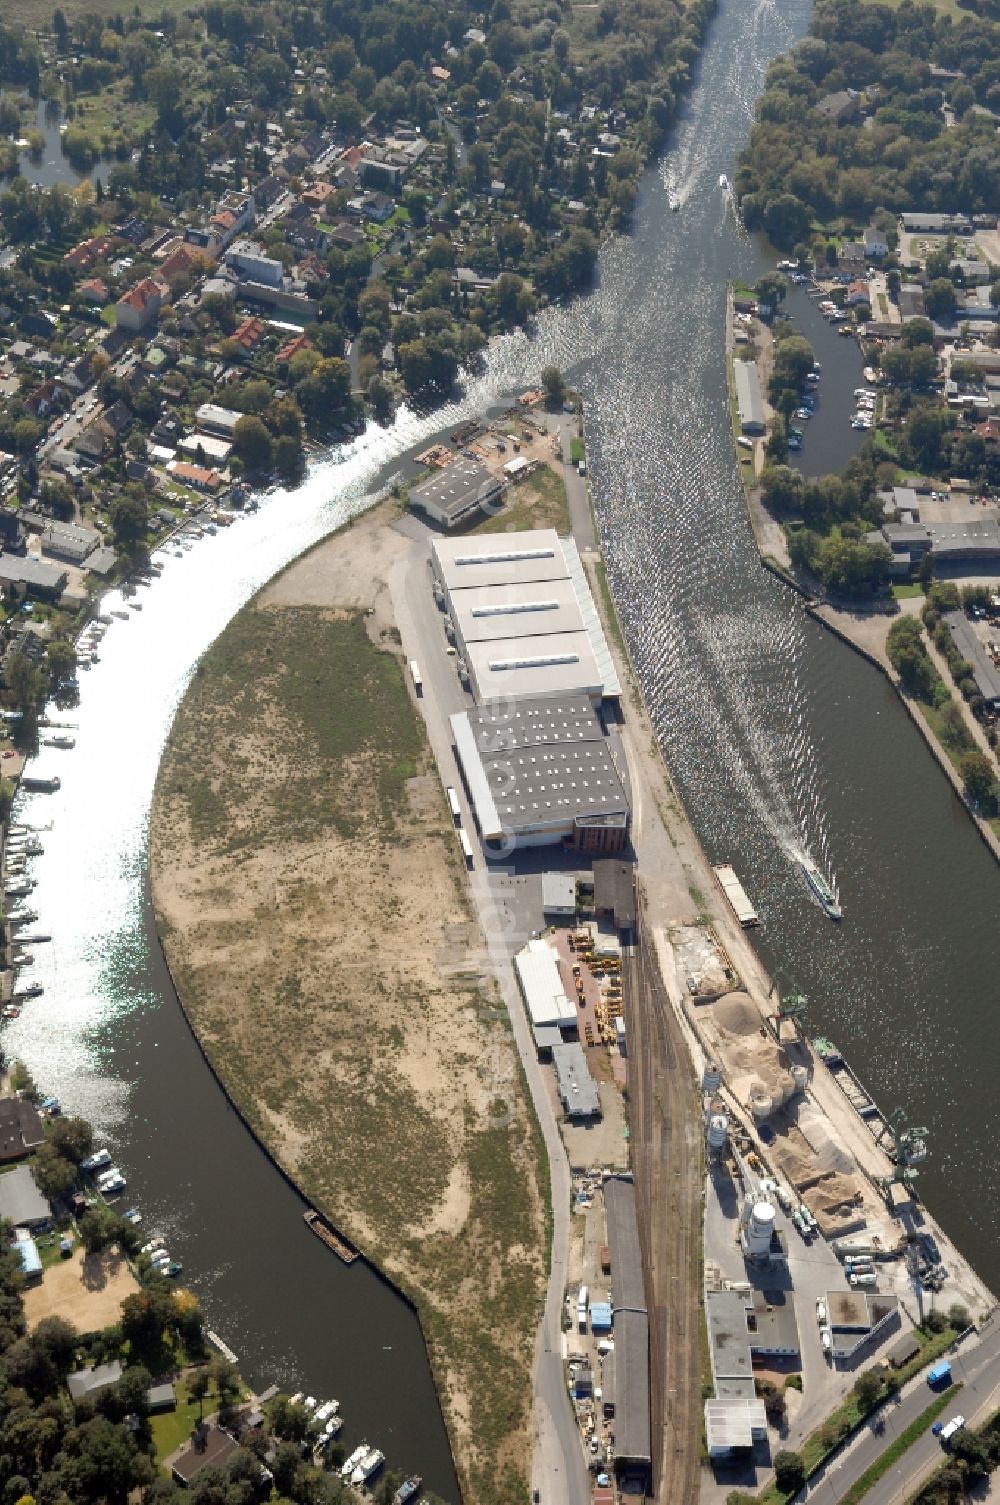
<box><xmin>801</xmin><ymin>1313</ymin><xmax>1000</xmax><ymax>1504</ymax></box>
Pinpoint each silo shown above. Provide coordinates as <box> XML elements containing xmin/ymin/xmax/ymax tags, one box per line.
<box><xmin>743</xmin><ymin>1201</ymin><xmax>776</xmax><ymax>1259</ymax></box>
<box><xmin>706</xmin><ymin>1113</ymin><xmax>728</xmax><ymax>1155</ymax></box>
<box><xmin>702</xmin><ymin>1062</ymin><xmax>723</xmax><ymax>1094</ymax></box>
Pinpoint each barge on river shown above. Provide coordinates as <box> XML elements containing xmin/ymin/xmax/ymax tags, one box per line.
<box><xmin>304</xmin><ymin>1208</ymin><xmax>359</xmax><ymax>1264</ymax></box>
<box><xmin>813</xmin><ymin>1037</ymin><xmax>895</xmax><ymax>1153</ymax></box>
<box><xmin>712</xmin><ymin>864</ymin><xmax>759</xmax><ymax>927</ymax></box>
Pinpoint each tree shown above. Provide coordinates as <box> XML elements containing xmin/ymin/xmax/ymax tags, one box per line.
<box><xmin>109</xmin><ymin>494</ymin><xmax>148</xmax><ymax>550</ymax></box>
<box><xmin>754</xmin><ymin>272</ymin><xmax>787</xmax><ymax>311</ymax></box>
<box><xmin>948</xmin><ymin>1303</ymin><xmax>970</xmax><ymax>1330</ymax></box>
<box><xmin>189</xmin><ymin>1369</ymin><xmax>210</xmax><ymax>1421</ymax></box>
<box><xmin>540</xmin><ymin>365</ymin><xmax>566</xmax><ymax>409</ymax></box>
<box><xmin>959</xmin><ymin>749</ymin><xmax>996</xmax><ymax>807</ymax></box>
<box><xmin>48</xmin><ymin>1119</ymin><xmax>92</xmax><ymax>1161</ymax></box>
<box><xmin>854</xmin><ymin>1369</ymin><xmax>882</xmax><ymax>1412</ymax></box>
<box><xmin>272</xmin><ymin>434</ymin><xmax>300</xmax><ymax>480</ymax></box>
<box><xmin>29</xmin><ymin>1144</ymin><xmax>76</xmax><ymax>1203</ymax></box>
<box><xmin>31</xmin><ymin>1316</ymin><xmax>76</xmax><ymax>1376</ymax></box>
<box><xmin>761</xmin><ymin>465</ymin><xmax>803</xmax><ymax>515</ymax></box>
<box><xmin>5</xmin><ymin>656</ymin><xmax>43</xmax><ymax>714</ymax></box>
<box><xmin>46</xmin><ymin>641</ymin><xmax>77</xmax><ymax>690</ymax></box>
<box><xmin>762</xmin><ymin>193</ymin><xmax>810</xmax><ymax>250</ymax></box>
<box><xmin>78</xmin><ymin>1203</ymin><xmax>122</xmax><ymax>1256</ymax></box>
<box><xmin>773</xmin><ymin>1450</ymin><xmax>806</xmax><ymax>1492</ymax></box>
<box><xmin>232</xmin><ymin>415</ymin><xmax>273</xmax><ymax>472</ymax></box>
<box><xmin>923</xmin><ymin>278</ymin><xmax>958</xmax><ymax>321</ymax></box>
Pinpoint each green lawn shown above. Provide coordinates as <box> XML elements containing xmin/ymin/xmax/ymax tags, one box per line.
<box><xmin>892</xmin><ymin>583</ymin><xmax>924</xmax><ymax>600</ymax></box>
<box><xmin>149</xmin><ymin>1375</ymin><xmax>242</xmax><ymax>1465</ymax></box>
<box><xmin>570</xmin><ymin>436</ymin><xmax>585</xmax><ymax>464</ymax></box>
<box><xmin>471</xmin><ymin>462</ymin><xmax>569</xmax><ymax>535</ymax></box>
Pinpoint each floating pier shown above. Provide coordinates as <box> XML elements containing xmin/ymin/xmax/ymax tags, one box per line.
<box><xmin>712</xmin><ymin>865</ymin><xmax>759</xmax><ymax>927</ymax></box>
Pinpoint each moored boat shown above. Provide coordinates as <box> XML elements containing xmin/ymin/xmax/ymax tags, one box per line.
<box><xmin>394</xmin><ymin>1479</ymin><xmax>423</xmax><ymax>1505</ymax></box>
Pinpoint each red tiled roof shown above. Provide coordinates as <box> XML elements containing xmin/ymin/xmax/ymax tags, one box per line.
<box><xmin>277</xmin><ymin>333</ymin><xmax>313</xmax><ymax>363</ymax></box>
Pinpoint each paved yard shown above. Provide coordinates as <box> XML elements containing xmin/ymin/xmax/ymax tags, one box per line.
<box><xmin>23</xmin><ymin>1248</ymin><xmax>139</xmax><ymax>1333</ymax></box>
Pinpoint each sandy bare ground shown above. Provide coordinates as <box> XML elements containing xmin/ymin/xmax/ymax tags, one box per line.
<box><xmin>151</xmin><ymin>502</ymin><xmax>547</xmax><ymax>1505</ymax></box>
<box><xmin>24</xmin><ymin>1249</ymin><xmax>139</xmax><ymax>1333</ymax></box>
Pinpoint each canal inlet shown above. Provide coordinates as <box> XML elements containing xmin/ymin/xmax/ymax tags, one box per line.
<box><xmin>6</xmin><ymin>0</ymin><xmax>1000</xmax><ymax>1491</ymax></box>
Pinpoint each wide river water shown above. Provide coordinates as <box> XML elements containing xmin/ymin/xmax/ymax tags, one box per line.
<box><xmin>7</xmin><ymin>0</ymin><xmax>1000</xmax><ymax>1491</ymax></box>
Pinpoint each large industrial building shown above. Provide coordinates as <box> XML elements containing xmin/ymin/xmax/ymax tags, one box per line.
<box><xmin>430</xmin><ymin>529</ymin><xmax>621</xmax><ymax>705</ymax></box>
<box><xmin>450</xmin><ymin>694</ymin><xmax>630</xmax><ymax>851</ymax></box>
<box><xmin>604</xmin><ymin>1175</ymin><xmax>651</xmax><ymax>1487</ymax></box>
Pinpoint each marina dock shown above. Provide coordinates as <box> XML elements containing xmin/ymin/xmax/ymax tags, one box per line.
<box><xmin>712</xmin><ymin>865</ymin><xmax>760</xmax><ymax>927</ymax></box>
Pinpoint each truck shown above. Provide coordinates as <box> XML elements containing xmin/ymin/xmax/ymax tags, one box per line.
<box><xmin>446</xmin><ymin>786</ymin><xmax>461</xmax><ymax>824</ymax></box>
<box><xmin>408</xmin><ymin>660</ymin><xmax>422</xmax><ymax>695</ymax></box>
<box><xmin>934</xmin><ymin>1414</ymin><xmax>965</xmax><ymax>1445</ymax></box>
<box><xmin>577</xmin><ymin>1285</ymin><xmax>589</xmax><ymax>1332</ymax></box>
<box><xmin>927</xmin><ymin>1361</ymin><xmax>953</xmax><ymax>1388</ymax></box>
<box><xmin>458</xmin><ymin>829</ymin><xmax>474</xmax><ymax>868</ymax></box>
<box><xmin>849</xmin><ymin>1272</ymin><xmax>878</xmax><ymax>1289</ymax></box>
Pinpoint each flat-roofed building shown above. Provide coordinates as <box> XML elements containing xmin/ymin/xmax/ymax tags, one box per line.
<box><xmin>195</xmin><ymin>402</ymin><xmax>242</xmax><ymax>437</ymax></box>
<box><xmin>410</xmin><ymin>456</ymin><xmax>502</xmax><ymax>529</ymax></box>
<box><xmin>451</xmin><ymin>577</ymin><xmax>585</xmax><ymax>644</ymax></box>
<box><xmin>431</xmin><ymin>529</ymin><xmax>620</xmax><ymax>704</ymax></box>
<box><xmin>826</xmin><ymin>1289</ymin><xmax>900</xmax><ymax>1360</ymax></box>
<box><xmin>552</xmin><ymin>1042</ymin><xmax>601</xmax><ymax>1118</ymax></box>
<box><xmin>704</xmin><ymin>1398</ymin><xmax>768</xmax><ymax>1458</ymax></box>
<box><xmin>734</xmin><ymin>359</ymin><xmax>766</xmax><ymax>434</ymax></box>
<box><xmin>604</xmin><ymin>1175</ymin><xmax>650</xmax><ymax>1486</ymax></box>
<box><xmin>514</xmin><ymin>938</ymin><xmax>577</xmax><ymax>1050</ymax></box>
<box><xmin>451</xmin><ymin>694</ymin><xmax>630</xmax><ymax>851</ymax></box>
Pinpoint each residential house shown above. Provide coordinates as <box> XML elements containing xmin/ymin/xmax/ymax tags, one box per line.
<box><xmin>166</xmin><ymin>460</ymin><xmax>225</xmax><ymax>493</ymax></box>
<box><xmin>863</xmin><ymin>226</ymin><xmax>889</xmax><ymax>258</ymax></box>
<box><xmin>101</xmin><ymin>399</ymin><xmax>133</xmax><ymax>438</ymax></box>
<box><xmin>41</xmin><ymin>519</ymin><xmax>101</xmax><ymax>565</ymax></box>
<box><xmin>67</xmin><ymin>1363</ymin><xmax>124</xmax><ymax>1403</ymax></box>
<box><xmin>815</xmin><ymin>89</ymin><xmax>861</xmax><ymax>124</ymax></box>
<box><xmin>24</xmin><ymin>380</ymin><xmax>61</xmax><ymax>419</ymax></box>
<box><xmin>348</xmin><ymin>191</ymin><xmax>394</xmax><ymax>223</ymax></box>
<box><xmin>231</xmin><ymin>316</ymin><xmax>268</xmax><ymax>355</ymax></box>
<box><xmin>277</xmin><ymin>333</ymin><xmax>313</xmax><ymax>365</ymax></box>
<box><xmin>79</xmin><ymin>277</ymin><xmax>108</xmax><ymax>304</ymax></box>
<box><xmin>0</xmin><ymin>1164</ymin><xmax>51</xmax><ymax>1228</ymax></box>
<box><xmin>300</xmin><ymin>181</ymin><xmax>336</xmax><ymax>211</ymax></box>
<box><xmin>115</xmin><ymin>278</ymin><xmax>164</xmax><ymax>333</ymax></box>
<box><xmin>158</xmin><ymin>244</ymin><xmax>207</xmax><ymax>283</ymax></box>
<box><xmin>846</xmin><ymin>279</ymin><xmax>871</xmax><ymax>306</ymax></box>
<box><xmin>72</xmin><ymin>425</ymin><xmax>107</xmax><ymax>464</ymax></box>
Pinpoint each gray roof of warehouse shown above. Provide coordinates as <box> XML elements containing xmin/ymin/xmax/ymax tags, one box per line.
<box><xmin>454</xmin><ymin>694</ymin><xmax>629</xmax><ymax>837</ymax></box>
<box><xmin>602</xmin><ymin>1175</ymin><xmax>650</xmax><ymax>1465</ymax></box>
<box><xmin>0</xmin><ymin>1164</ymin><xmax>51</xmax><ymax>1226</ymax></box>
<box><xmin>552</xmin><ymin>1042</ymin><xmax>600</xmax><ymax>1117</ymax></box>
<box><xmin>943</xmin><ymin>611</ymin><xmax>1000</xmax><ymax>702</ymax></box>
<box><xmin>411</xmin><ymin>456</ymin><xmax>501</xmax><ymax>519</ymax></box>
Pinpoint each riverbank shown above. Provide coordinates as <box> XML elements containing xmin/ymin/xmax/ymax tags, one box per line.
<box><xmin>149</xmin><ymin>500</ymin><xmax>549</xmax><ymax>1505</ymax></box>
<box><xmin>723</xmin><ymin>284</ymin><xmax>1000</xmax><ymax>867</ymax></box>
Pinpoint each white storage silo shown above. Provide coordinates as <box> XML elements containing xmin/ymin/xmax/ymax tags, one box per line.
<box><xmin>743</xmin><ymin>1200</ymin><xmax>776</xmax><ymax>1259</ymax></box>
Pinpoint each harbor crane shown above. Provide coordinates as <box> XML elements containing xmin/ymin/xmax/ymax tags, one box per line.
<box><xmin>876</xmin><ymin>1107</ymin><xmax>929</xmax><ymax>1191</ymax></box>
<box><xmin>765</xmin><ymin>981</ymin><xmax>810</xmax><ymax>1046</ymax></box>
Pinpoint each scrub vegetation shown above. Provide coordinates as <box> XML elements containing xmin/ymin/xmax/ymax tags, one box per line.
<box><xmin>151</xmin><ymin>547</ymin><xmax>549</xmax><ymax>1505</ymax></box>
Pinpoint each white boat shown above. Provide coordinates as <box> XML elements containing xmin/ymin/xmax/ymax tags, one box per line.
<box><xmin>352</xmin><ymin>1449</ymin><xmax>385</xmax><ymax>1486</ymax></box>
<box><xmin>82</xmin><ymin>1148</ymin><xmax>112</xmax><ymax>1172</ymax></box>
<box><xmin>718</xmin><ymin>173</ymin><xmax>729</xmax><ymax>190</ymax></box>
<box><xmin>667</xmin><ymin>189</ymin><xmax>680</xmax><ymax>211</ymax></box>
<box><xmin>341</xmin><ymin>1446</ymin><xmax>369</xmax><ymax>1480</ymax></box>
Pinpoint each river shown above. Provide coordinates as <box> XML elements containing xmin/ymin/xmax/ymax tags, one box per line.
<box><xmin>7</xmin><ymin>0</ymin><xmax>1000</xmax><ymax>1492</ymax></box>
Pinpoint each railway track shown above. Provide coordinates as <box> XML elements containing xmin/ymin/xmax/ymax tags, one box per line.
<box><xmin>624</xmin><ymin>889</ymin><xmax>703</xmax><ymax>1505</ymax></box>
